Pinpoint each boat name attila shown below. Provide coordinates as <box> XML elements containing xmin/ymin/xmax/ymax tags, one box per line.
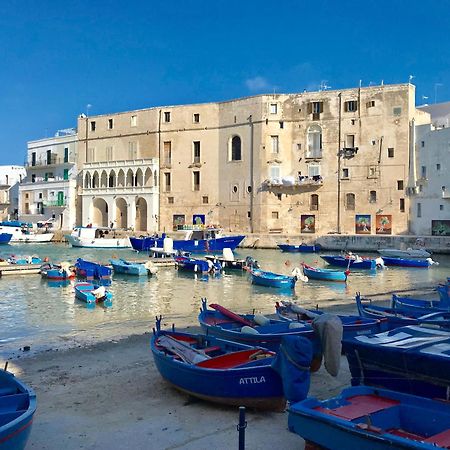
<box><xmin>239</xmin><ymin>376</ymin><xmax>266</xmax><ymax>385</ymax></box>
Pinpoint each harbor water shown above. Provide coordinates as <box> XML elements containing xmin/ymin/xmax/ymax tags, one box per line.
<box><xmin>1</xmin><ymin>243</ymin><xmax>449</xmax><ymax>358</ymax></box>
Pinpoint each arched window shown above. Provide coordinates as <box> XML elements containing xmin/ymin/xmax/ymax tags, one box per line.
<box><xmin>84</xmin><ymin>172</ymin><xmax>91</xmax><ymax>189</ymax></box>
<box><xmin>108</xmin><ymin>170</ymin><xmax>116</xmax><ymax>188</ymax></box>
<box><xmin>307</xmin><ymin>125</ymin><xmax>322</xmax><ymax>158</ymax></box>
<box><xmin>92</xmin><ymin>171</ymin><xmax>99</xmax><ymax>189</ymax></box>
<box><xmin>346</xmin><ymin>193</ymin><xmax>355</xmax><ymax>210</ymax></box>
<box><xmin>230</xmin><ymin>136</ymin><xmax>242</xmax><ymax>161</ymax></box>
<box><xmin>310</xmin><ymin>194</ymin><xmax>319</xmax><ymax>211</ymax></box>
<box><xmin>369</xmin><ymin>190</ymin><xmax>377</xmax><ymax>203</ymax></box>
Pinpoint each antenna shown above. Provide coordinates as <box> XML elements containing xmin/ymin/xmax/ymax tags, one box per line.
<box><xmin>434</xmin><ymin>83</ymin><xmax>443</xmax><ymax>104</ymax></box>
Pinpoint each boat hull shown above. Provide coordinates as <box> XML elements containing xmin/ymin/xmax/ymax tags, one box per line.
<box><xmin>381</xmin><ymin>256</ymin><xmax>432</xmax><ymax>267</ymax></box>
<box><xmin>66</xmin><ymin>235</ymin><xmax>131</xmax><ymax>248</ymax></box>
<box><xmin>302</xmin><ymin>266</ymin><xmax>347</xmax><ymax>282</ymax></box>
<box><xmin>321</xmin><ymin>255</ymin><xmax>376</xmax><ymax>270</ymax></box>
<box><xmin>378</xmin><ymin>248</ymin><xmax>431</xmax><ymax>258</ymax></box>
<box><xmin>74</xmin><ymin>282</ymin><xmax>113</xmax><ymax>304</ymax></box>
<box><xmin>277</xmin><ymin>244</ymin><xmax>321</xmax><ymax>253</ymax></box>
<box><xmin>0</xmin><ymin>233</ymin><xmax>12</xmax><ymax>244</ymax></box>
<box><xmin>75</xmin><ymin>258</ymin><xmax>112</xmax><ymax>280</ymax></box>
<box><xmin>110</xmin><ymin>259</ymin><xmax>147</xmax><ymax>276</ymax></box>
<box><xmin>391</xmin><ymin>294</ymin><xmax>450</xmax><ymax>314</ymax></box>
<box><xmin>251</xmin><ymin>269</ymin><xmax>296</xmax><ymax>289</ymax></box>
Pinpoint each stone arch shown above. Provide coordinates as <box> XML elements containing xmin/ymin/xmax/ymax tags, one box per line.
<box><xmin>92</xmin><ymin>197</ymin><xmax>108</xmax><ymax>227</ymax></box>
<box><xmin>92</xmin><ymin>171</ymin><xmax>99</xmax><ymax>188</ymax></box>
<box><xmin>117</xmin><ymin>169</ymin><xmax>125</xmax><ymax>187</ymax></box>
<box><xmin>144</xmin><ymin>168</ymin><xmax>153</xmax><ymax>186</ymax></box>
<box><xmin>84</xmin><ymin>172</ymin><xmax>91</xmax><ymax>188</ymax></box>
<box><xmin>100</xmin><ymin>170</ymin><xmax>108</xmax><ymax>188</ymax></box>
<box><xmin>109</xmin><ymin>170</ymin><xmax>116</xmax><ymax>188</ymax></box>
<box><xmin>126</xmin><ymin>169</ymin><xmax>134</xmax><ymax>187</ymax></box>
<box><xmin>135</xmin><ymin>197</ymin><xmax>147</xmax><ymax>232</ymax></box>
<box><xmin>135</xmin><ymin>168</ymin><xmax>144</xmax><ymax>187</ymax></box>
<box><xmin>115</xmin><ymin>197</ymin><xmax>128</xmax><ymax>229</ymax></box>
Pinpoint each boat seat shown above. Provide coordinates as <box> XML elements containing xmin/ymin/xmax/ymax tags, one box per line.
<box><xmin>424</xmin><ymin>429</ymin><xmax>450</xmax><ymax>447</ymax></box>
<box><xmin>196</xmin><ymin>349</ymin><xmax>269</xmax><ymax>369</ymax></box>
<box><xmin>315</xmin><ymin>395</ymin><xmax>399</xmax><ymax>420</ymax></box>
<box><xmin>387</xmin><ymin>428</ymin><xmax>425</xmax><ymax>442</ymax></box>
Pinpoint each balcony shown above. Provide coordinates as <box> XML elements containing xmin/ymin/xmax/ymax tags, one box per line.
<box><xmin>26</xmin><ymin>157</ymin><xmax>75</xmax><ymax>167</ymax></box>
<box><xmin>263</xmin><ymin>175</ymin><xmax>323</xmax><ymax>192</ymax></box>
<box><xmin>43</xmin><ymin>200</ymin><xmax>67</xmax><ymax>207</ymax></box>
<box><xmin>305</xmin><ymin>150</ymin><xmax>322</xmax><ymax>159</ymax></box>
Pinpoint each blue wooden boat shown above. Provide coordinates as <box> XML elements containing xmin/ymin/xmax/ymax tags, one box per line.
<box><xmin>175</xmin><ymin>255</ymin><xmax>221</xmax><ymax>274</ymax></box>
<box><xmin>75</xmin><ymin>258</ymin><xmax>112</xmax><ymax>280</ymax></box>
<box><xmin>321</xmin><ymin>255</ymin><xmax>378</xmax><ymax>270</ymax></box>
<box><xmin>0</xmin><ymin>367</ymin><xmax>37</xmax><ymax>450</ymax></box>
<box><xmin>275</xmin><ymin>301</ymin><xmax>381</xmax><ymax>338</ymax></box>
<box><xmin>355</xmin><ymin>293</ymin><xmax>450</xmax><ymax>331</ymax></box>
<box><xmin>250</xmin><ymin>268</ymin><xmax>299</xmax><ymax>289</ymax></box>
<box><xmin>277</xmin><ymin>243</ymin><xmax>321</xmax><ymax>253</ymax></box>
<box><xmin>110</xmin><ymin>259</ymin><xmax>149</xmax><ymax>276</ymax></box>
<box><xmin>302</xmin><ymin>263</ymin><xmax>348</xmax><ymax>282</ymax></box>
<box><xmin>0</xmin><ymin>233</ymin><xmax>12</xmax><ymax>244</ymax></box>
<box><xmin>74</xmin><ymin>282</ymin><xmax>113</xmax><ymax>305</ymax></box>
<box><xmin>288</xmin><ymin>386</ymin><xmax>450</xmax><ymax>450</ymax></box>
<box><xmin>150</xmin><ymin>318</ymin><xmax>286</xmax><ymax>410</ymax></box>
<box><xmin>391</xmin><ymin>293</ymin><xmax>450</xmax><ymax>315</ymax></box>
<box><xmin>130</xmin><ymin>228</ymin><xmax>245</xmax><ymax>253</ymax></box>
<box><xmin>381</xmin><ymin>256</ymin><xmax>437</xmax><ymax>267</ymax></box>
<box><xmin>343</xmin><ymin>325</ymin><xmax>450</xmax><ymax>400</ymax></box>
<box><xmin>41</xmin><ymin>262</ymin><xmax>76</xmax><ymax>280</ymax></box>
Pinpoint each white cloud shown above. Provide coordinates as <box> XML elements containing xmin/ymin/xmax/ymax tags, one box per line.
<box><xmin>245</xmin><ymin>76</ymin><xmax>271</xmax><ymax>93</ymax></box>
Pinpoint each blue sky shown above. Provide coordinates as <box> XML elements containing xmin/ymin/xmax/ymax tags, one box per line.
<box><xmin>1</xmin><ymin>0</ymin><xmax>449</xmax><ymax>165</ymax></box>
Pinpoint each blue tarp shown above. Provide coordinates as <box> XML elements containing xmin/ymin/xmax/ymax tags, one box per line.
<box><xmin>271</xmin><ymin>335</ymin><xmax>312</xmax><ymax>403</ymax></box>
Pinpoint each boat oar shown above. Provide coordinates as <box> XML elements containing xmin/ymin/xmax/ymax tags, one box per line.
<box><xmin>209</xmin><ymin>304</ymin><xmax>253</xmax><ymax>326</ymax></box>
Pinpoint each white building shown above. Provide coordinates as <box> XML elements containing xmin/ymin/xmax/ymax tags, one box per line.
<box><xmin>411</xmin><ymin>123</ymin><xmax>450</xmax><ymax>235</ymax></box>
<box><xmin>0</xmin><ymin>165</ymin><xmax>26</xmax><ymax>221</ymax></box>
<box><xmin>19</xmin><ymin>129</ymin><xmax>78</xmax><ymax>229</ymax></box>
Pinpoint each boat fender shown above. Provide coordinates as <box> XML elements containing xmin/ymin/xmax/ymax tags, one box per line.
<box><xmin>375</xmin><ymin>257</ymin><xmax>385</xmax><ymax>269</ymax></box>
<box><xmin>241</xmin><ymin>326</ymin><xmax>260</xmax><ymax>335</ymax></box>
<box><xmin>288</xmin><ymin>322</ymin><xmax>304</xmax><ymax>329</ymax></box>
<box><xmin>427</xmin><ymin>257</ymin><xmax>439</xmax><ymax>266</ymax></box>
<box><xmin>253</xmin><ymin>314</ymin><xmax>270</xmax><ymax>326</ymax></box>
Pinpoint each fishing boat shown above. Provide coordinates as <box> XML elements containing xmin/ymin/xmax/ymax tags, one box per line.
<box><xmin>0</xmin><ymin>221</ymin><xmax>54</xmax><ymax>243</ymax></box>
<box><xmin>391</xmin><ymin>293</ymin><xmax>450</xmax><ymax>314</ymax></box>
<box><xmin>355</xmin><ymin>293</ymin><xmax>450</xmax><ymax>331</ymax></box>
<box><xmin>288</xmin><ymin>386</ymin><xmax>450</xmax><ymax>450</ymax></box>
<box><xmin>175</xmin><ymin>255</ymin><xmax>222</xmax><ymax>274</ymax></box>
<box><xmin>301</xmin><ymin>263</ymin><xmax>349</xmax><ymax>282</ymax></box>
<box><xmin>198</xmin><ymin>301</ymin><xmax>320</xmax><ymax>355</ymax></box>
<box><xmin>130</xmin><ymin>227</ymin><xmax>245</xmax><ymax>253</ymax></box>
<box><xmin>0</xmin><ymin>367</ymin><xmax>37</xmax><ymax>450</ymax></box>
<box><xmin>74</xmin><ymin>282</ymin><xmax>113</xmax><ymax>305</ymax></box>
<box><xmin>66</xmin><ymin>226</ymin><xmax>131</xmax><ymax>248</ymax></box>
<box><xmin>250</xmin><ymin>268</ymin><xmax>301</xmax><ymax>289</ymax></box>
<box><xmin>75</xmin><ymin>258</ymin><xmax>112</xmax><ymax>280</ymax></box>
<box><xmin>110</xmin><ymin>259</ymin><xmax>154</xmax><ymax>276</ymax></box>
<box><xmin>381</xmin><ymin>256</ymin><xmax>437</xmax><ymax>267</ymax></box>
<box><xmin>321</xmin><ymin>254</ymin><xmax>379</xmax><ymax>270</ymax></box>
<box><xmin>7</xmin><ymin>254</ymin><xmax>42</xmax><ymax>265</ymax></box>
<box><xmin>0</xmin><ymin>233</ymin><xmax>12</xmax><ymax>244</ymax></box>
<box><xmin>275</xmin><ymin>301</ymin><xmax>381</xmax><ymax>338</ymax></box>
<box><xmin>277</xmin><ymin>243</ymin><xmax>321</xmax><ymax>253</ymax></box>
<box><xmin>343</xmin><ymin>325</ymin><xmax>450</xmax><ymax>400</ymax></box>
<box><xmin>378</xmin><ymin>247</ymin><xmax>431</xmax><ymax>258</ymax></box>
<box><xmin>204</xmin><ymin>248</ymin><xmax>258</xmax><ymax>271</ymax></box>
<box><xmin>40</xmin><ymin>261</ymin><xmax>76</xmax><ymax>280</ymax></box>
<box><xmin>151</xmin><ymin>318</ymin><xmax>287</xmax><ymax>410</ymax></box>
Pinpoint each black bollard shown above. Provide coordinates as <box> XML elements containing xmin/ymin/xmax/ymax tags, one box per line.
<box><xmin>237</xmin><ymin>406</ymin><xmax>247</xmax><ymax>450</ymax></box>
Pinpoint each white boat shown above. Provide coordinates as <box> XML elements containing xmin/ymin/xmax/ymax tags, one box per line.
<box><xmin>377</xmin><ymin>248</ymin><xmax>431</xmax><ymax>259</ymax></box>
<box><xmin>65</xmin><ymin>227</ymin><xmax>131</xmax><ymax>248</ymax></box>
<box><xmin>0</xmin><ymin>221</ymin><xmax>54</xmax><ymax>243</ymax></box>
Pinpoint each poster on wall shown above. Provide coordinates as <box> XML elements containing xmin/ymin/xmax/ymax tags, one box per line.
<box><xmin>376</xmin><ymin>214</ymin><xmax>392</xmax><ymax>235</ymax></box>
<box><xmin>300</xmin><ymin>215</ymin><xmax>316</xmax><ymax>233</ymax></box>
<box><xmin>432</xmin><ymin>220</ymin><xmax>450</xmax><ymax>236</ymax></box>
<box><xmin>193</xmin><ymin>214</ymin><xmax>205</xmax><ymax>226</ymax></box>
<box><xmin>355</xmin><ymin>214</ymin><xmax>371</xmax><ymax>234</ymax></box>
<box><xmin>172</xmin><ymin>214</ymin><xmax>186</xmax><ymax>231</ymax></box>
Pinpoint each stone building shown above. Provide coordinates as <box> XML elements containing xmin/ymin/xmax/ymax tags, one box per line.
<box><xmin>77</xmin><ymin>83</ymin><xmax>431</xmax><ymax>236</ymax></box>
<box><xmin>0</xmin><ymin>165</ymin><xmax>26</xmax><ymax>221</ymax></box>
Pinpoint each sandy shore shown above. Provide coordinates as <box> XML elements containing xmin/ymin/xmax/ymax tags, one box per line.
<box><xmin>8</xmin><ymin>328</ymin><xmax>350</xmax><ymax>450</ymax></box>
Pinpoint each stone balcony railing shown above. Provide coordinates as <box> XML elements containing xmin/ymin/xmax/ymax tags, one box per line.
<box><xmin>81</xmin><ymin>185</ymin><xmax>158</xmax><ymax>196</ymax></box>
<box><xmin>263</xmin><ymin>176</ymin><xmax>324</xmax><ymax>190</ymax></box>
<box><xmin>83</xmin><ymin>159</ymin><xmax>158</xmax><ymax>170</ymax></box>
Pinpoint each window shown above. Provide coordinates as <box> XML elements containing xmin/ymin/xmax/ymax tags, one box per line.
<box><xmin>106</xmin><ymin>146</ymin><xmax>113</xmax><ymax>161</ymax></box>
<box><xmin>232</xmin><ymin>185</ymin><xmax>238</xmax><ymax>193</ymax></box>
<box><xmin>90</xmin><ymin>121</ymin><xmax>96</xmax><ymax>132</ymax></box>
<box><xmin>272</xmin><ymin>211</ymin><xmax>279</xmax><ymax>219</ymax></box>
<box><xmin>247</xmin><ymin>211</ymin><xmax>251</xmax><ymax>218</ymax></box>
<box><xmin>310</xmin><ymin>194</ymin><xmax>319</xmax><ymax>211</ymax></box>
<box><xmin>88</xmin><ymin>147</ymin><xmax>95</xmax><ymax>162</ymax></box>
<box><xmin>131</xmin><ymin>115</ymin><xmax>137</xmax><ymax>127</ymax></box>
<box><xmin>393</xmin><ymin>107</ymin><xmax>402</xmax><ymax>116</ymax></box>
<box><xmin>31</xmin><ymin>174</ymin><xmax>36</xmax><ymax>183</ymax></box>
<box><xmin>399</xmin><ymin>198</ymin><xmax>405</xmax><ymax>212</ymax></box>
<box><xmin>345</xmin><ymin>134</ymin><xmax>355</xmax><ymax>148</ymax></box>
<box><xmin>345</xmin><ymin>100</ymin><xmax>358</xmax><ymax>112</ymax></box>
<box><xmin>368</xmin><ymin>166</ymin><xmax>378</xmax><ymax>178</ymax></box>
<box><xmin>163</xmin><ymin>141</ymin><xmax>171</xmax><ymax>165</ymax></box>
<box><xmin>421</xmin><ymin>166</ymin><xmax>427</xmax><ymax>179</ymax></box>
<box><xmin>230</xmin><ymin>136</ymin><xmax>242</xmax><ymax>161</ymax></box>
<box><xmin>63</xmin><ymin>169</ymin><xmax>69</xmax><ymax>180</ymax></box>
<box><xmin>247</xmin><ymin>186</ymin><xmax>252</xmax><ymax>194</ymax></box>
<box><xmin>193</xmin><ymin>141</ymin><xmax>201</xmax><ymax>163</ymax></box>
<box><xmin>167</xmin><ymin>196</ymin><xmax>174</xmax><ymax>204</ymax></box>
<box><xmin>369</xmin><ymin>190</ymin><xmax>377</xmax><ymax>203</ymax></box>
<box><xmin>388</xmin><ymin>147</ymin><xmax>394</xmax><ymax>158</ymax></box>
<box><xmin>342</xmin><ymin>168</ymin><xmax>349</xmax><ymax>179</ymax></box>
<box><xmin>417</xmin><ymin>202</ymin><xmax>422</xmax><ymax>218</ymax></box>
<box><xmin>276</xmin><ymin>193</ymin><xmax>282</xmax><ymax>201</ymax></box>
<box><xmin>128</xmin><ymin>142</ymin><xmax>137</xmax><ymax>159</ymax></box>
<box><xmin>270</xmin><ymin>103</ymin><xmax>278</xmax><ymax>114</ymax></box>
<box><xmin>367</xmin><ymin>100</ymin><xmax>375</xmax><ymax>108</ymax></box>
<box><xmin>440</xmin><ymin>204</ymin><xmax>444</xmax><ymax>211</ymax></box>
<box><xmin>46</xmin><ymin>149</ymin><xmax>52</xmax><ymax>164</ymax></box>
<box><xmin>270</xmin><ymin>166</ymin><xmax>280</xmax><ymax>182</ymax></box>
<box><xmin>64</xmin><ymin>147</ymin><xmax>69</xmax><ymax>163</ymax></box>
<box><xmin>436</xmin><ymin>164</ymin><xmax>441</xmax><ymax>171</ymax></box>
<box><xmin>307</xmin><ymin>125</ymin><xmax>322</xmax><ymax>158</ymax></box>
<box><xmin>308</xmin><ymin>101</ymin><xmax>323</xmax><ymax>120</ymax></box>
<box><xmin>346</xmin><ymin>193</ymin><xmax>355</xmax><ymax>210</ymax></box>
<box><xmin>164</xmin><ymin>173</ymin><xmax>171</xmax><ymax>192</ymax></box>
<box><xmin>164</xmin><ymin>111</ymin><xmax>171</xmax><ymax>122</ymax></box>
<box><xmin>31</xmin><ymin>152</ymin><xmax>36</xmax><ymax>166</ymax></box>
<box><xmin>107</xmin><ymin>118</ymin><xmax>114</xmax><ymax>129</ymax></box>
<box><xmin>193</xmin><ymin>113</ymin><xmax>200</xmax><ymax>123</ymax></box>
<box><xmin>193</xmin><ymin>171</ymin><xmax>200</xmax><ymax>191</ymax></box>
<box><xmin>397</xmin><ymin>180</ymin><xmax>404</xmax><ymax>190</ymax></box>
<box><xmin>308</xmin><ymin>163</ymin><xmax>321</xmax><ymax>177</ymax></box>
<box><xmin>279</xmin><ymin>121</ymin><xmax>284</xmax><ymax>129</ymax></box>
<box><xmin>421</xmin><ymin>141</ymin><xmax>425</xmax><ymax>147</ymax></box>
<box><xmin>271</xmin><ymin>135</ymin><xmax>279</xmax><ymax>154</ymax></box>
<box><xmin>202</xmin><ymin>196</ymin><xmax>208</xmax><ymax>204</ymax></box>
